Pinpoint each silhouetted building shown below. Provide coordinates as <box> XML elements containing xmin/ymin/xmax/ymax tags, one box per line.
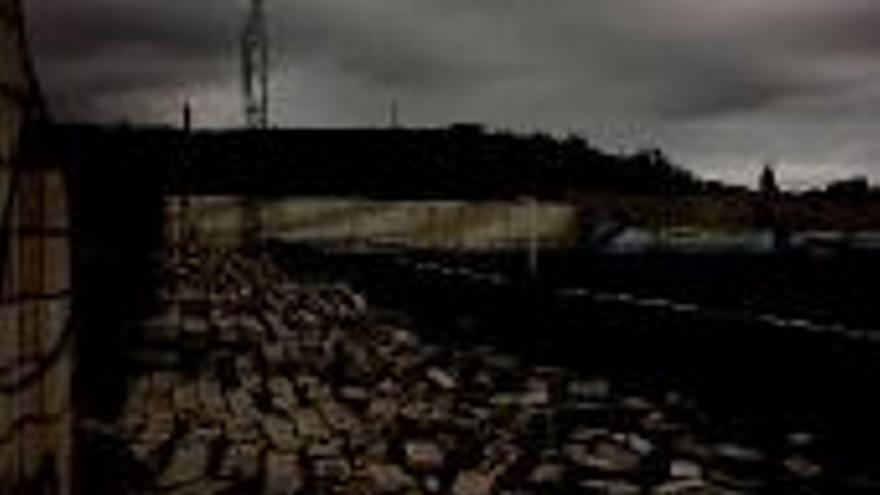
<box><xmin>756</xmin><ymin>164</ymin><xmax>788</xmax><ymax>250</ymax></box>
<box><xmin>825</xmin><ymin>176</ymin><xmax>869</xmax><ymax>199</ymax></box>
<box><xmin>759</xmin><ymin>164</ymin><xmax>779</xmax><ymax>198</ymax></box>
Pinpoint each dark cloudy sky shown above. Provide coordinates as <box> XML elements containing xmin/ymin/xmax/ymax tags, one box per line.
<box><xmin>26</xmin><ymin>0</ymin><xmax>880</xmax><ymax>187</ymax></box>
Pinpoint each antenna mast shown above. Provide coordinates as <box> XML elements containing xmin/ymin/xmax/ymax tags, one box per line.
<box><xmin>241</xmin><ymin>0</ymin><xmax>269</xmax><ymax>128</ymax></box>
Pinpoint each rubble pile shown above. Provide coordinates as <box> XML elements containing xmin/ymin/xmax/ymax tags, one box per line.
<box><xmin>109</xmin><ymin>248</ymin><xmax>829</xmax><ymax>494</ymax></box>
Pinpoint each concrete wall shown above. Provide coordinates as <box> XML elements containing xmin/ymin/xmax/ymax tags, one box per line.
<box><xmin>166</xmin><ymin>196</ymin><xmax>581</xmax><ymax>251</ymax></box>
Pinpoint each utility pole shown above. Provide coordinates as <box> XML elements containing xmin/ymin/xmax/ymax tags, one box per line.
<box><xmin>242</xmin><ymin>0</ymin><xmax>269</xmax><ymax>129</ymax></box>
<box><xmin>518</xmin><ymin>196</ymin><xmax>539</xmax><ymax>277</ymax></box>
<box><xmin>528</xmin><ymin>197</ymin><xmax>538</xmax><ymax>277</ymax></box>
<box><xmin>182</xmin><ymin>100</ymin><xmax>192</xmax><ymax>132</ymax></box>
<box><xmin>240</xmin><ymin>0</ymin><xmax>269</xmax><ymax>247</ymax></box>
<box><xmin>390</xmin><ymin>99</ymin><xmax>400</xmax><ymax>128</ymax></box>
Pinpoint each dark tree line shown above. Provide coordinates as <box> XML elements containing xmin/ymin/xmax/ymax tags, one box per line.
<box><xmin>43</xmin><ymin>123</ymin><xmax>727</xmax><ymax>199</ymax></box>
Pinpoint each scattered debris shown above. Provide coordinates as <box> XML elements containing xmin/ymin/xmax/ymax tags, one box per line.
<box><xmin>103</xmin><ymin>248</ymin><xmax>829</xmax><ymax>494</ymax></box>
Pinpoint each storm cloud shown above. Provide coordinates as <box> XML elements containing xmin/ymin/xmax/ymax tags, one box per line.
<box><xmin>25</xmin><ymin>0</ymin><xmax>880</xmax><ymax>186</ymax></box>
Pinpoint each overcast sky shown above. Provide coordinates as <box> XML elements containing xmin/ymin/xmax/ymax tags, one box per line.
<box><xmin>26</xmin><ymin>0</ymin><xmax>880</xmax><ymax>187</ymax></box>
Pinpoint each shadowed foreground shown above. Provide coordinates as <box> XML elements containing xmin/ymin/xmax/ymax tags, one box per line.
<box><xmin>80</xmin><ymin>246</ymin><xmax>859</xmax><ymax>495</ymax></box>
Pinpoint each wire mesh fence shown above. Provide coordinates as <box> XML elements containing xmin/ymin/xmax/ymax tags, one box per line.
<box><xmin>0</xmin><ymin>1</ymin><xmax>72</xmax><ymax>492</ymax></box>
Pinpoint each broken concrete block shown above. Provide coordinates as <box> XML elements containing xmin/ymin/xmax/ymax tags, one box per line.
<box><xmin>365</xmin><ymin>463</ymin><xmax>417</xmax><ymax>493</ymax></box>
<box><xmin>166</xmin><ymin>479</ymin><xmax>232</xmax><ymax>495</ymax></box>
<box><xmin>262</xmin><ymin>341</ymin><xmax>286</xmax><ymax>369</ymax></box>
<box><xmin>317</xmin><ymin>399</ymin><xmax>359</xmax><ymax>434</ymax></box>
<box><xmin>565</xmin><ymin>440</ymin><xmax>640</xmax><ymax>475</ymax></box>
<box><xmin>590</xmin><ymin>440</ymin><xmax>642</xmax><ymax>474</ymax></box>
<box><xmin>652</xmin><ymin>479</ymin><xmax>710</xmax><ymax>495</ymax></box>
<box><xmin>367</xmin><ymin>398</ymin><xmax>399</xmax><ymax>424</ymax></box>
<box><xmin>670</xmin><ymin>458</ymin><xmax>703</xmax><ymax>480</ymax></box>
<box><xmin>172</xmin><ymin>381</ymin><xmax>200</xmax><ymax>416</ymax></box>
<box><xmin>426</xmin><ymin>367</ymin><xmax>457</xmax><ymax>391</ymax></box>
<box><xmin>528</xmin><ymin>463</ymin><xmax>565</xmax><ymax>485</ymax></box>
<box><xmin>131</xmin><ymin>412</ymin><xmax>175</xmax><ymax>463</ymax></box>
<box><xmin>197</xmin><ymin>378</ymin><xmax>227</xmax><ymax>418</ymax></box>
<box><xmin>293</xmin><ymin>407</ymin><xmax>331</xmax><ymax>440</ymax></box>
<box><xmin>312</xmin><ymin>456</ymin><xmax>352</xmax><ymax>481</ymax></box>
<box><xmin>218</xmin><ymin>442</ymin><xmax>262</xmax><ymax>481</ymax></box>
<box><xmin>263</xmin><ymin>414</ymin><xmax>301</xmax><ymax>452</ymax></box>
<box><xmin>227</xmin><ymin>388</ymin><xmax>262</xmax><ymax>424</ymax></box>
<box><xmin>713</xmin><ymin>443</ymin><xmax>766</xmax><ymax>464</ymax></box>
<box><xmin>159</xmin><ymin>435</ymin><xmax>211</xmax><ymax>488</ymax></box>
<box><xmin>268</xmin><ymin>376</ymin><xmax>299</xmax><ymax>415</ymax></box>
<box><xmin>423</xmin><ymin>475</ymin><xmax>442</xmax><ymax>493</ymax></box>
<box><xmin>519</xmin><ymin>388</ymin><xmax>550</xmax><ymax>407</ymax></box>
<box><xmin>339</xmin><ymin>385</ymin><xmax>370</xmax><ymax>403</ymax></box>
<box><xmin>579</xmin><ymin>479</ymin><xmax>640</xmax><ymax>495</ymax></box>
<box><xmin>264</xmin><ymin>451</ymin><xmax>304</xmax><ymax>495</ymax></box>
<box><xmin>624</xmin><ymin>433</ymin><xmax>655</xmax><ymax>456</ymax></box>
<box><xmin>452</xmin><ymin>470</ymin><xmax>495</xmax><ymax>495</ymax></box>
<box><xmin>404</xmin><ymin>440</ymin><xmax>445</xmax><ymax>472</ymax></box>
<box><xmin>783</xmin><ymin>456</ymin><xmax>823</xmax><ymax>479</ymax></box>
